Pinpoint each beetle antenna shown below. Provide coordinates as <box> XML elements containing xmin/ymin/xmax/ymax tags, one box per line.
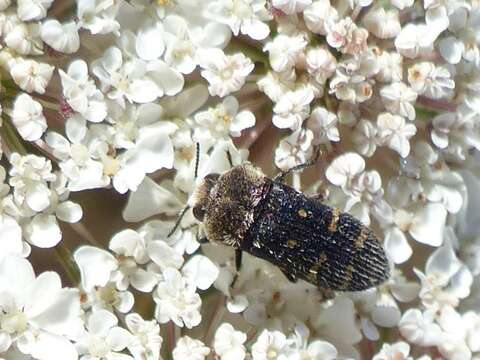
<box><xmin>226</xmin><ymin>149</ymin><xmax>233</xmax><ymax>168</ymax></box>
<box><xmin>194</xmin><ymin>142</ymin><xmax>200</xmax><ymax>179</ymax></box>
<box><xmin>167</xmin><ymin>206</ymin><xmax>190</xmax><ymax>238</ymax></box>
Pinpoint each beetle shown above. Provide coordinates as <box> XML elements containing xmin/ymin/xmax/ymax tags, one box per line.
<box><xmin>170</xmin><ymin>145</ymin><xmax>390</xmax><ymax>291</ymax></box>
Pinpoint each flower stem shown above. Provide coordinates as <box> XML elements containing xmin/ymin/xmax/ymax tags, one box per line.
<box><xmin>1</xmin><ymin>116</ymin><xmax>28</xmax><ymax>155</ymax></box>
<box><xmin>54</xmin><ymin>243</ymin><xmax>80</xmax><ymax>285</ymax></box>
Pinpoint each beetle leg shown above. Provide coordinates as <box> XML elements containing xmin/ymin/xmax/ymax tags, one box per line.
<box><xmin>280</xmin><ymin>268</ymin><xmax>298</xmax><ymax>283</ymax></box>
<box><xmin>230</xmin><ymin>249</ymin><xmax>243</xmax><ymax>288</ymax></box>
<box><xmin>197</xmin><ymin>237</ymin><xmax>209</xmax><ymax>244</ymax></box>
<box><xmin>274</xmin><ymin>149</ymin><xmax>321</xmax><ymax>183</ymax></box>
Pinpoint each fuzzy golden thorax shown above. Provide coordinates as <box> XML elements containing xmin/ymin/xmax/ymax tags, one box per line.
<box><xmin>192</xmin><ymin>163</ymin><xmax>267</xmax><ymax>247</ymax></box>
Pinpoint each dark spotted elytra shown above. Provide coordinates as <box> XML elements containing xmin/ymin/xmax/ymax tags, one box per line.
<box><xmin>190</xmin><ymin>162</ymin><xmax>390</xmax><ymax>291</ymax></box>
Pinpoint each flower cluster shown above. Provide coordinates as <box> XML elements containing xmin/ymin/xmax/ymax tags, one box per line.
<box><xmin>0</xmin><ymin>0</ymin><xmax>480</xmax><ymax>359</ymax></box>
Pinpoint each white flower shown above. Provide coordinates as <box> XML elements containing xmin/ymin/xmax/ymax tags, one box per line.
<box><xmin>213</xmin><ymin>323</ymin><xmax>246</xmax><ymax>360</ymax></box>
<box><xmin>76</xmin><ymin>310</ymin><xmax>133</xmax><ymax>360</ymax></box>
<box><xmin>251</xmin><ymin>330</ymin><xmax>288</xmax><ymax>360</ymax></box>
<box><xmin>77</xmin><ymin>0</ymin><xmax>120</xmax><ymax>35</ymax></box>
<box><xmin>173</xmin><ymin>336</ymin><xmax>210</xmax><ymax>360</ymax></box>
<box><xmin>275</xmin><ymin>128</ymin><xmax>314</xmax><ymax>171</ymax></box>
<box><xmin>272</xmin><ymin>0</ymin><xmax>312</xmax><ymax>15</ymax></box>
<box><xmin>463</xmin><ymin>311</ymin><xmax>480</xmax><ymax>352</ymax></box>
<box><xmin>415</xmin><ymin>243</ymin><xmax>473</xmax><ymax>309</ymax></box>
<box><xmin>4</xmin><ymin>23</ymin><xmax>43</xmax><ymax>55</ymax></box>
<box><xmin>17</xmin><ymin>0</ymin><xmax>53</xmax><ymax>21</ymax></box>
<box><xmin>0</xmin><ymin>256</ymin><xmax>80</xmax><ymax>360</ymax></box>
<box><xmin>380</xmin><ymin>83</ymin><xmax>417</xmax><ymax>121</ymax></box>
<box><xmin>326</xmin><ymin>152</ymin><xmax>365</xmax><ymax>191</ymax></box>
<box><xmin>162</xmin><ymin>15</ymin><xmax>196</xmax><ymax>74</ymax></box>
<box><xmin>307</xmin><ymin>106</ymin><xmax>340</xmax><ymax>144</ymax></box>
<box><xmin>363</xmin><ymin>7</ymin><xmax>401</xmax><ymax>39</ymax></box>
<box><xmin>257</xmin><ymin>69</ymin><xmax>296</xmax><ymax>102</ymax></box>
<box><xmin>41</xmin><ymin>20</ymin><xmax>80</xmax><ymax>54</ymax></box>
<box><xmin>59</xmin><ymin>59</ymin><xmax>107</xmax><ymax>123</ymax></box>
<box><xmin>273</xmin><ymin>87</ymin><xmax>314</xmax><ymax>130</ymax></box>
<box><xmin>193</xmin><ymin>96</ymin><xmax>255</xmax><ymax>146</ymax></box>
<box><xmin>264</xmin><ymin>34</ymin><xmax>308</xmax><ymax>73</ymax></box>
<box><xmin>10</xmin><ymin>59</ymin><xmax>54</xmax><ymax>94</ymax></box>
<box><xmin>352</xmin><ymin>119</ymin><xmax>378</xmax><ymax>157</ymax></box>
<box><xmin>305</xmin><ymin>47</ymin><xmax>337</xmax><ymax>84</ymax></box>
<box><xmin>197</xmin><ymin>48</ymin><xmax>254</xmax><ymax>97</ymax></box>
<box><xmin>390</xmin><ymin>0</ymin><xmax>414</xmax><ymax>10</ymax></box>
<box><xmin>182</xmin><ymin>255</ymin><xmax>219</xmax><ymax>291</ymax></box>
<box><xmin>326</xmin><ymin>17</ymin><xmax>369</xmax><ymax>55</ymax></box>
<box><xmin>377</xmin><ymin>113</ymin><xmax>417</xmax><ymax>158</ymax></box>
<box><xmin>439</xmin><ymin>7</ymin><xmax>480</xmax><ymax>66</ymax></box>
<box><xmin>125</xmin><ymin>313</ymin><xmax>162</xmax><ymax>360</ymax></box>
<box><xmin>376</xmin><ymin>51</ymin><xmax>403</xmax><ymax>83</ymax></box>
<box><xmin>399</xmin><ymin>309</ymin><xmax>443</xmax><ymax>346</ymax></box>
<box><xmin>394</xmin><ymin>23</ymin><xmax>438</xmax><ymax>59</ymax></box>
<box><xmin>373</xmin><ymin>341</ymin><xmax>411</xmax><ymax>360</ymax></box>
<box><xmin>206</xmin><ymin>0</ymin><xmax>271</xmax><ymax>40</ymax></box>
<box><xmin>9</xmin><ymin>153</ymin><xmax>55</xmax><ymax>213</ymax></box>
<box><xmin>92</xmin><ymin>47</ymin><xmax>156</xmax><ymax>105</ymax></box>
<box><xmin>11</xmin><ymin>93</ymin><xmax>47</xmax><ymax>141</ymax></box>
<box><xmin>303</xmin><ymin>0</ymin><xmax>338</xmax><ymax>35</ymax></box>
<box><xmin>408</xmin><ymin>62</ymin><xmax>455</xmax><ymax>99</ymax></box>
<box><xmin>109</xmin><ymin>230</ymin><xmax>157</xmax><ymax>292</ymax></box>
<box><xmin>153</xmin><ymin>268</ymin><xmax>201</xmax><ymax>328</ymax></box>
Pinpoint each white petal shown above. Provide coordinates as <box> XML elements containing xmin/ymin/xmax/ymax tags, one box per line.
<box><xmin>107</xmin><ymin>327</ymin><xmax>133</xmax><ymax>351</ymax></box>
<box><xmin>41</xmin><ymin>20</ymin><xmax>80</xmax><ymax>54</ymax></box>
<box><xmin>73</xmin><ymin>246</ymin><xmax>117</xmax><ymax>291</ymax></box>
<box><xmin>136</xmin><ymin>25</ymin><xmax>165</xmax><ymax>60</ymax></box>
<box><xmin>130</xmin><ymin>269</ymin><xmax>157</xmax><ymax>292</ymax></box>
<box><xmin>26</xmin><ymin>214</ymin><xmax>62</xmax><ymax>248</ymax></box>
<box><xmin>22</xmin><ymin>330</ymin><xmax>77</xmax><ymax>360</ymax></box>
<box><xmin>123</xmin><ymin>177</ymin><xmax>183</xmax><ymax>222</ymax></box>
<box><xmin>89</xmin><ymin>309</ymin><xmax>117</xmax><ymax>336</ymax></box>
<box><xmin>182</xmin><ymin>255</ymin><xmax>219</xmax><ymax>290</ymax></box>
<box><xmin>439</xmin><ymin>37</ymin><xmax>464</xmax><ymax>64</ymax></box>
<box><xmin>384</xmin><ymin>227</ymin><xmax>412</xmax><ymax>264</ymax></box>
<box><xmin>0</xmin><ymin>256</ymin><xmax>35</xmax><ymax>298</ymax></box>
<box><xmin>0</xmin><ymin>216</ymin><xmax>23</xmax><ymax>260</ymax></box>
<box><xmin>56</xmin><ymin>201</ymin><xmax>83</xmax><ymax>223</ymax></box>
<box><xmin>129</xmin><ymin>79</ymin><xmax>160</xmax><ymax>103</ymax></box>
<box><xmin>24</xmin><ymin>271</ymin><xmax>61</xmax><ymax>319</ymax></box>
<box><xmin>147</xmin><ymin>60</ymin><xmax>184</xmax><ymax>96</ymax></box>
<box><xmin>26</xmin><ymin>183</ymin><xmax>50</xmax><ymax>212</ymax></box>
<box><xmin>410</xmin><ymin>203</ymin><xmax>447</xmax><ymax>247</ymax></box>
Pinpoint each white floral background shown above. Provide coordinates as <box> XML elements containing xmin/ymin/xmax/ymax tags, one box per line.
<box><xmin>0</xmin><ymin>0</ymin><xmax>479</xmax><ymax>359</ymax></box>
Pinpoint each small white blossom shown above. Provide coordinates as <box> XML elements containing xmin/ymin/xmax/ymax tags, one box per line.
<box><xmin>377</xmin><ymin>113</ymin><xmax>417</xmax><ymax>158</ymax></box>
<box><xmin>264</xmin><ymin>34</ymin><xmax>308</xmax><ymax>73</ymax></box>
<box><xmin>380</xmin><ymin>83</ymin><xmax>417</xmax><ymax>121</ymax></box>
<box><xmin>326</xmin><ymin>17</ymin><xmax>369</xmax><ymax>55</ymax></box>
<box><xmin>197</xmin><ymin>48</ymin><xmax>254</xmax><ymax>97</ymax></box>
<box><xmin>77</xmin><ymin>0</ymin><xmax>120</xmax><ymax>35</ymax></box>
<box><xmin>373</xmin><ymin>341</ymin><xmax>411</xmax><ymax>360</ymax></box>
<box><xmin>11</xmin><ymin>93</ymin><xmax>47</xmax><ymax>141</ymax></box>
<box><xmin>303</xmin><ymin>0</ymin><xmax>338</xmax><ymax>35</ymax></box>
<box><xmin>213</xmin><ymin>323</ymin><xmax>246</xmax><ymax>360</ymax></box>
<box><xmin>305</xmin><ymin>47</ymin><xmax>337</xmax><ymax>84</ymax></box>
<box><xmin>59</xmin><ymin>59</ymin><xmax>107</xmax><ymax>123</ymax></box>
<box><xmin>395</xmin><ymin>23</ymin><xmax>438</xmax><ymax>59</ymax></box>
<box><xmin>307</xmin><ymin>106</ymin><xmax>340</xmax><ymax>144</ymax></box>
<box><xmin>10</xmin><ymin>59</ymin><xmax>54</xmax><ymax>94</ymax></box>
<box><xmin>125</xmin><ymin>313</ymin><xmax>162</xmax><ymax>360</ymax></box>
<box><xmin>272</xmin><ymin>0</ymin><xmax>312</xmax><ymax>15</ymax></box>
<box><xmin>352</xmin><ymin>119</ymin><xmax>378</xmax><ymax>157</ymax></box>
<box><xmin>17</xmin><ymin>0</ymin><xmax>53</xmax><ymax>21</ymax></box>
<box><xmin>251</xmin><ymin>329</ymin><xmax>288</xmax><ymax>360</ymax></box>
<box><xmin>363</xmin><ymin>7</ymin><xmax>401</xmax><ymax>39</ymax></box>
<box><xmin>207</xmin><ymin>0</ymin><xmax>271</xmax><ymax>40</ymax></box>
<box><xmin>173</xmin><ymin>336</ymin><xmax>210</xmax><ymax>360</ymax></box>
<box><xmin>193</xmin><ymin>96</ymin><xmax>255</xmax><ymax>147</ymax></box>
<box><xmin>153</xmin><ymin>268</ymin><xmax>201</xmax><ymax>328</ymax></box>
<box><xmin>0</xmin><ymin>256</ymin><xmax>80</xmax><ymax>360</ymax></box>
<box><xmin>408</xmin><ymin>62</ymin><xmax>455</xmax><ymax>99</ymax></box>
<box><xmin>76</xmin><ymin>310</ymin><xmax>133</xmax><ymax>360</ymax></box>
<box><xmin>4</xmin><ymin>23</ymin><xmax>43</xmax><ymax>55</ymax></box>
<box><xmin>275</xmin><ymin>128</ymin><xmax>314</xmax><ymax>171</ymax></box>
<box><xmin>41</xmin><ymin>20</ymin><xmax>80</xmax><ymax>54</ymax></box>
<box><xmin>273</xmin><ymin>87</ymin><xmax>314</xmax><ymax>130</ymax></box>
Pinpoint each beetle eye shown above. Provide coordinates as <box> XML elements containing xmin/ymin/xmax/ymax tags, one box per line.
<box><xmin>193</xmin><ymin>204</ymin><xmax>206</xmax><ymax>221</ymax></box>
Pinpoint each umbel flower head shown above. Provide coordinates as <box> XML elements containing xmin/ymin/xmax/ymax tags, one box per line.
<box><xmin>0</xmin><ymin>0</ymin><xmax>479</xmax><ymax>359</ymax></box>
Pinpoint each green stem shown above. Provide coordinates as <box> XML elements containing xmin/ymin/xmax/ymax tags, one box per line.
<box><xmin>226</xmin><ymin>38</ymin><xmax>269</xmax><ymax>65</ymax></box>
<box><xmin>37</xmin><ymin>98</ymin><xmax>60</xmax><ymax>112</ymax></box>
<box><xmin>1</xmin><ymin>116</ymin><xmax>28</xmax><ymax>155</ymax></box>
<box><xmin>54</xmin><ymin>243</ymin><xmax>80</xmax><ymax>285</ymax></box>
